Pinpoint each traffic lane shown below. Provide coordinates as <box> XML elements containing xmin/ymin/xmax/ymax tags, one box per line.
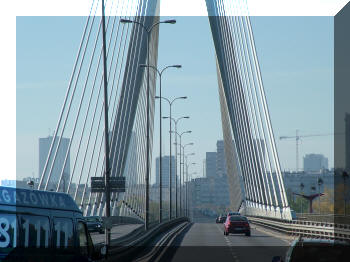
<box><xmin>165</xmin><ymin>223</ymin><xmax>290</xmax><ymax>262</ymax></box>
<box><xmin>91</xmin><ymin>224</ymin><xmax>142</xmax><ymax>244</ymax></box>
<box><xmin>177</xmin><ymin>222</ymin><xmax>230</xmax><ymax>246</ymax></box>
<box><xmin>216</xmin><ymin>223</ymin><xmax>291</xmax><ymax>246</ymax></box>
<box><xmin>216</xmin><ymin>223</ymin><xmax>290</xmax><ymax>262</ymax></box>
<box><xmin>167</xmin><ymin>223</ymin><xmax>236</xmax><ymax>262</ymax></box>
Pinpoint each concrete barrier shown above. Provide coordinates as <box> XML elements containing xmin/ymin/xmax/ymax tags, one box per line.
<box><xmin>101</xmin><ymin>215</ymin><xmax>144</xmax><ymax>225</ymax></box>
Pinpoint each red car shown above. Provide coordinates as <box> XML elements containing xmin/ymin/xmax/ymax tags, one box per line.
<box><xmin>224</xmin><ymin>215</ymin><xmax>250</xmax><ymax>236</ymax></box>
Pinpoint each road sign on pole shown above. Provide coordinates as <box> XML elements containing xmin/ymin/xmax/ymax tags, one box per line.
<box><xmin>91</xmin><ymin>177</ymin><xmax>126</xmax><ymax>193</ymax></box>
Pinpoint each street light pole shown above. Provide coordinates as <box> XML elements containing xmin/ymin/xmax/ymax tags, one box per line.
<box><xmin>156</xmin><ymin>96</ymin><xmax>187</xmax><ymax>220</ymax></box>
<box><xmin>163</xmin><ymin>116</ymin><xmax>189</xmax><ymax>218</ymax></box>
<box><xmin>300</xmin><ymin>183</ymin><xmax>304</xmax><ymax>213</ymax></box>
<box><xmin>181</xmin><ymin>143</ymin><xmax>194</xmax><ymax>216</ymax></box>
<box><xmin>141</xmin><ymin>65</ymin><xmax>181</xmax><ymax>223</ymax></box>
<box><xmin>318</xmin><ymin>177</ymin><xmax>323</xmax><ymax>214</ymax></box>
<box><xmin>184</xmin><ymin>154</ymin><xmax>195</xmax><ymax>217</ymax></box>
<box><xmin>101</xmin><ymin>0</ymin><xmax>111</xmax><ymax>249</ymax></box>
<box><xmin>188</xmin><ymin>171</ymin><xmax>197</xmax><ymax>220</ymax></box>
<box><xmin>342</xmin><ymin>171</ymin><xmax>349</xmax><ymax>216</ymax></box>
<box><xmin>120</xmin><ymin>18</ymin><xmax>176</xmax><ymax>230</ymax></box>
<box><xmin>172</xmin><ymin>130</ymin><xmax>192</xmax><ymax>217</ymax></box>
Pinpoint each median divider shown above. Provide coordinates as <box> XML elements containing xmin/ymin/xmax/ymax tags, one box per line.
<box><xmin>106</xmin><ymin>217</ymin><xmax>189</xmax><ymax>261</ymax></box>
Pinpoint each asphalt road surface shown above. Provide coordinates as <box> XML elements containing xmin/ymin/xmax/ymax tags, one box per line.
<box><xmin>162</xmin><ymin>222</ymin><xmax>293</xmax><ymax>262</ymax></box>
<box><xmin>91</xmin><ymin>224</ymin><xmax>142</xmax><ymax>245</ymax></box>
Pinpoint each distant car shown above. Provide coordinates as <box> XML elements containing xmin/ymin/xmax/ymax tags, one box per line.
<box><xmin>227</xmin><ymin>211</ymin><xmax>241</xmax><ymax>217</ymax></box>
<box><xmin>216</xmin><ymin>215</ymin><xmax>227</xmax><ymax>223</ymax></box>
<box><xmin>224</xmin><ymin>215</ymin><xmax>250</xmax><ymax>236</ymax></box>
<box><xmin>272</xmin><ymin>237</ymin><xmax>350</xmax><ymax>262</ymax></box>
<box><xmin>86</xmin><ymin>216</ymin><xmax>105</xmax><ymax>234</ymax></box>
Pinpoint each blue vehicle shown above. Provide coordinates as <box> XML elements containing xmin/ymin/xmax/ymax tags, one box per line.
<box><xmin>86</xmin><ymin>216</ymin><xmax>105</xmax><ymax>234</ymax></box>
<box><xmin>0</xmin><ymin>186</ymin><xmax>102</xmax><ymax>261</ymax></box>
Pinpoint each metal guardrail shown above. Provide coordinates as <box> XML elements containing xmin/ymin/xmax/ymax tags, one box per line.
<box><xmin>106</xmin><ymin>217</ymin><xmax>189</xmax><ymax>261</ymax></box>
<box><xmin>296</xmin><ymin>213</ymin><xmax>350</xmax><ymax>224</ymax></box>
<box><xmin>247</xmin><ymin>216</ymin><xmax>350</xmax><ymax>241</ymax></box>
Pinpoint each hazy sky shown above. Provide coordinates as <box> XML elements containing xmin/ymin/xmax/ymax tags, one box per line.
<box><xmin>16</xmin><ymin>15</ymin><xmax>333</xmax><ymax>182</ymax></box>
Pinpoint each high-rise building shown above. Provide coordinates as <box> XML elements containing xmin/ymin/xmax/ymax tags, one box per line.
<box><xmin>303</xmin><ymin>154</ymin><xmax>328</xmax><ymax>172</ymax></box>
<box><xmin>155</xmin><ymin>156</ymin><xmax>175</xmax><ymax>188</ymax></box>
<box><xmin>345</xmin><ymin>113</ymin><xmax>350</xmax><ymax>171</ymax></box>
<box><xmin>39</xmin><ymin>136</ymin><xmax>70</xmax><ymax>191</ymax></box>
<box><xmin>205</xmin><ymin>152</ymin><xmax>217</xmax><ymax>179</ymax></box>
<box><xmin>216</xmin><ymin>140</ymin><xmax>227</xmax><ymax>178</ymax></box>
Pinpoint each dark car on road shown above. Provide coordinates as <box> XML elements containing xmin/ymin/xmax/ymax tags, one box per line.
<box><xmin>227</xmin><ymin>211</ymin><xmax>240</xmax><ymax>217</ymax></box>
<box><xmin>272</xmin><ymin>237</ymin><xmax>350</xmax><ymax>262</ymax></box>
<box><xmin>216</xmin><ymin>215</ymin><xmax>227</xmax><ymax>223</ymax></box>
<box><xmin>86</xmin><ymin>216</ymin><xmax>105</xmax><ymax>234</ymax></box>
<box><xmin>224</xmin><ymin>215</ymin><xmax>250</xmax><ymax>236</ymax></box>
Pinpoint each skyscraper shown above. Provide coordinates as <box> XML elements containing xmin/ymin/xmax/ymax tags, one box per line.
<box><xmin>39</xmin><ymin>136</ymin><xmax>70</xmax><ymax>191</ymax></box>
<box><xmin>346</xmin><ymin>113</ymin><xmax>350</xmax><ymax>171</ymax></box>
<box><xmin>155</xmin><ymin>156</ymin><xmax>175</xmax><ymax>187</ymax></box>
<box><xmin>303</xmin><ymin>154</ymin><xmax>328</xmax><ymax>172</ymax></box>
<box><xmin>205</xmin><ymin>152</ymin><xmax>217</xmax><ymax>179</ymax></box>
<box><xmin>216</xmin><ymin>140</ymin><xmax>227</xmax><ymax>178</ymax></box>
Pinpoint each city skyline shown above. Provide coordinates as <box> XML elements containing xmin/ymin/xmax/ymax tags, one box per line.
<box><xmin>15</xmin><ymin>16</ymin><xmax>334</xmax><ymax>183</ymax></box>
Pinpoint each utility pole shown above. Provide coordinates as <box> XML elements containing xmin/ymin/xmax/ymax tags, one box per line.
<box><xmin>101</xmin><ymin>0</ymin><xmax>111</xmax><ymax>250</ymax></box>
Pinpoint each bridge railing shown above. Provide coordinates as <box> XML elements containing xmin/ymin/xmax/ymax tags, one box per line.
<box><xmin>296</xmin><ymin>213</ymin><xmax>350</xmax><ymax>224</ymax></box>
<box><xmin>247</xmin><ymin>215</ymin><xmax>350</xmax><ymax>241</ymax></box>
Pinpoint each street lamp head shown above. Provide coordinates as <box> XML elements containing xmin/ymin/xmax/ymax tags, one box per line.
<box><xmin>181</xmin><ymin>96</ymin><xmax>187</xmax><ymax>99</ymax></box>
<box><xmin>139</xmin><ymin>64</ymin><xmax>147</xmax><ymax>68</ymax></box>
<box><xmin>164</xmin><ymin>19</ymin><xmax>176</xmax><ymax>24</ymax></box>
<box><xmin>184</xmin><ymin>116</ymin><xmax>190</xmax><ymax>119</ymax></box>
<box><xmin>173</xmin><ymin>65</ymin><xmax>182</xmax><ymax>68</ymax></box>
<box><xmin>162</xmin><ymin>116</ymin><xmax>169</xmax><ymax>119</ymax></box>
<box><xmin>120</xmin><ymin>18</ymin><xmax>133</xmax><ymax>23</ymax></box>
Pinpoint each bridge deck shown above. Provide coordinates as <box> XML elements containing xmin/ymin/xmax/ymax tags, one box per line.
<box><xmin>164</xmin><ymin>222</ymin><xmax>293</xmax><ymax>262</ymax></box>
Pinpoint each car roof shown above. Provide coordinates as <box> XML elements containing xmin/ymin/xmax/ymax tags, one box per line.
<box><xmin>0</xmin><ymin>186</ymin><xmax>81</xmax><ymax>212</ymax></box>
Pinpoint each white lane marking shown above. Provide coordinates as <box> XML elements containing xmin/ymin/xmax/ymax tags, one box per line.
<box><xmin>216</xmin><ymin>224</ymin><xmax>240</xmax><ymax>262</ymax></box>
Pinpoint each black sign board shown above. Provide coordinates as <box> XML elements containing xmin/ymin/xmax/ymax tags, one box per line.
<box><xmin>91</xmin><ymin>177</ymin><xmax>126</xmax><ymax>193</ymax></box>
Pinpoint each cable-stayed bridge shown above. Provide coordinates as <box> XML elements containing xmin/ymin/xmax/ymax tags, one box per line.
<box><xmin>30</xmin><ymin>0</ymin><xmax>349</xmax><ymax>259</ymax></box>
<box><xmin>38</xmin><ymin>0</ymin><xmax>290</xmax><ymax>222</ymax></box>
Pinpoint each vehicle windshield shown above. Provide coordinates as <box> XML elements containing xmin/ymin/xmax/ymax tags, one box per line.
<box><xmin>86</xmin><ymin>217</ymin><xmax>100</xmax><ymax>222</ymax></box>
<box><xmin>229</xmin><ymin>216</ymin><xmax>247</xmax><ymax>222</ymax></box>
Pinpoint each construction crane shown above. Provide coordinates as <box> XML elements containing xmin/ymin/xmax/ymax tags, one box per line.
<box><xmin>279</xmin><ymin>129</ymin><xmax>334</xmax><ymax>172</ymax></box>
